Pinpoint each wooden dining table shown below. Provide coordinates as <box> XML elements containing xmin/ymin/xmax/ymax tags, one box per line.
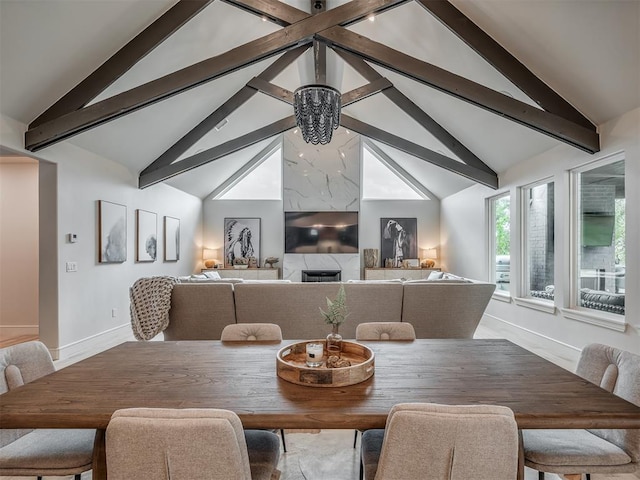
<box><xmin>2</xmin><ymin>338</ymin><xmax>639</xmax><ymax>479</ymax></box>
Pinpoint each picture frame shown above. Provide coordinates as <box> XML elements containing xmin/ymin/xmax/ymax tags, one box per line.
<box><xmin>98</xmin><ymin>200</ymin><xmax>127</xmax><ymax>263</ymax></box>
<box><xmin>406</xmin><ymin>258</ymin><xmax>420</xmax><ymax>268</ymax></box>
<box><xmin>136</xmin><ymin>209</ymin><xmax>157</xmax><ymax>262</ymax></box>
<box><xmin>224</xmin><ymin>218</ymin><xmax>260</xmax><ymax>267</ymax></box>
<box><xmin>164</xmin><ymin>216</ymin><xmax>180</xmax><ymax>262</ymax></box>
<box><xmin>380</xmin><ymin>217</ymin><xmax>417</xmax><ymax>268</ymax></box>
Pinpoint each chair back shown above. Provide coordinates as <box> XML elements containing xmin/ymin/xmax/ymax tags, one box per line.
<box><xmin>0</xmin><ymin>341</ymin><xmax>55</xmax><ymax>447</ymax></box>
<box><xmin>106</xmin><ymin>408</ymin><xmax>252</xmax><ymax>480</ymax></box>
<box><xmin>221</xmin><ymin>323</ymin><xmax>282</xmax><ymax>341</ymax></box>
<box><xmin>577</xmin><ymin>343</ymin><xmax>640</xmax><ymax>462</ymax></box>
<box><xmin>355</xmin><ymin>322</ymin><xmax>416</xmax><ymax>341</ymax></box>
<box><xmin>375</xmin><ymin>403</ymin><xmax>518</xmax><ymax>480</ymax></box>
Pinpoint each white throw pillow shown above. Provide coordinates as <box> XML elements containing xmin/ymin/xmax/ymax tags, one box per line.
<box><xmin>203</xmin><ymin>271</ymin><xmax>222</xmax><ymax>279</ymax></box>
<box><xmin>426</xmin><ymin>271</ymin><xmax>444</xmax><ymax>280</ymax></box>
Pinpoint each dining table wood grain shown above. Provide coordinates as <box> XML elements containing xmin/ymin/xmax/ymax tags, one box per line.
<box><xmin>1</xmin><ymin>339</ymin><xmax>639</xmax><ymax>479</ymax></box>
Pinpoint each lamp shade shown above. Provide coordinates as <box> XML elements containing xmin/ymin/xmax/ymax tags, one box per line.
<box><xmin>203</xmin><ymin>248</ymin><xmax>217</xmax><ymax>260</ymax></box>
<box><xmin>422</xmin><ymin>248</ymin><xmax>438</xmax><ymax>259</ymax></box>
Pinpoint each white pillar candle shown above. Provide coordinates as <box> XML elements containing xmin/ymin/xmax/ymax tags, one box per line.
<box><xmin>305</xmin><ymin>343</ymin><xmax>324</xmax><ymax>367</ymax></box>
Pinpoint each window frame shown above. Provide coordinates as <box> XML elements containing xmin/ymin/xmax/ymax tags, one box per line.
<box><xmin>561</xmin><ymin>151</ymin><xmax>626</xmax><ymax>331</ymax></box>
<box><xmin>487</xmin><ymin>191</ymin><xmax>512</xmax><ymax>299</ymax></box>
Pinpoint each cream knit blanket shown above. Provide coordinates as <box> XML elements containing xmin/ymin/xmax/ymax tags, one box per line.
<box><xmin>129</xmin><ymin>276</ymin><xmax>178</xmax><ymax>341</ymax></box>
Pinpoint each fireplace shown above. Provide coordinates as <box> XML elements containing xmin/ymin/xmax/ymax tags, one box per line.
<box><xmin>301</xmin><ymin>270</ymin><xmax>342</xmax><ymax>282</ymax></box>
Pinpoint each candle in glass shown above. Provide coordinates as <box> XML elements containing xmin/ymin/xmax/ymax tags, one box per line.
<box><xmin>305</xmin><ymin>343</ymin><xmax>323</xmax><ymax>367</ymax></box>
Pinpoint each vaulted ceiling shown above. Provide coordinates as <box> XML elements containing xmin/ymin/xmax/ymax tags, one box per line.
<box><xmin>1</xmin><ymin>0</ymin><xmax>638</xmax><ymax>199</ymax></box>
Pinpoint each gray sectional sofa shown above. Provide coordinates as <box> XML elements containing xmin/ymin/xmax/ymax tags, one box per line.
<box><xmin>163</xmin><ymin>280</ymin><xmax>496</xmax><ymax>341</ymax></box>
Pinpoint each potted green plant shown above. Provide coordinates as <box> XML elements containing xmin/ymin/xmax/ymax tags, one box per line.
<box><xmin>320</xmin><ymin>284</ymin><xmax>349</xmax><ymax>355</ymax></box>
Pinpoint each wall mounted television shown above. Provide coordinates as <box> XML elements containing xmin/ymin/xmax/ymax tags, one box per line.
<box><xmin>285</xmin><ymin>211</ymin><xmax>358</xmax><ymax>253</ymax></box>
<box><xmin>582</xmin><ymin>213</ymin><xmax>615</xmax><ymax>247</ymax></box>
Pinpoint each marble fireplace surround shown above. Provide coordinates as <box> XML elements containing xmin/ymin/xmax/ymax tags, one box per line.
<box><xmin>283</xmin><ymin>254</ymin><xmax>360</xmax><ymax>282</ymax></box>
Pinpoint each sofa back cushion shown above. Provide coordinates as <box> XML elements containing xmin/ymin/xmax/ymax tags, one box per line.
<box><xmin>165</xmin><ymin>283</ymin><xmax>237</xmax><ymax>340</ymax></box>
<box><xmin>234</xmin><ymin>283</ymin><xmax>404</xmax><ymax>339</ymax></box>
<box><xmin>401</xmin><ymin>282</ymin><xmax>495</xmax><ymax>338</ymax></box>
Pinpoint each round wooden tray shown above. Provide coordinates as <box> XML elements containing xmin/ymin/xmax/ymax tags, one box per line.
<box><xmin>276</xmin><ymin>340</ymin><xmax>375</xmax><ymax>387</ymax></box>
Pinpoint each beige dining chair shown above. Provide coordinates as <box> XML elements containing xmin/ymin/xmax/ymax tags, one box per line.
<box><xmin>355</xmin><ymin>321</ymin><xmax>416</xmax><ymax>341</ymax></box>
<box><xmin>106</xmin><ymin>407</ymin><xmax>280</xmax><ymax>480</ymax></box>
<box><xmin>221</xmin><ymin>323</ymin><xmax>283</xmax><ymax>341</ymax></box>
<box><xmin>523</xmin><ymin>343</ymin><xmax>640</xmax><ymax>480</ymax></box>
<box><xmin>0</xmin><ymin>341</ymin><xmax>96</xmax><ymax>480</ymax></box>
<box><xmin>353</xmin><ymin>322</ymin><xmax>416</xmax><ymax>448</ymax></box>
<box><xmin>360</xmin><ymin>403</ymin><xmax>519</xmax><ymax>480</ymax></box>
<box><xmin>221</xmin><ymin>323</ymin><xmax>287</xmax><ymax>452</ymax></box>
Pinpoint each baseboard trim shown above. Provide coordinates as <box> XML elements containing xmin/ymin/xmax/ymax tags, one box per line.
<box><xmin>51</xmin><ymin>323</ymin><xmax>134</xmax><ymax>361</ymax></box>
<box><xmin>0</xmin><ymin>325</ymin><xmax>39</xmax><ymax>339</ymax></box>
<box><xmin>481</xmin><ymin>314</ymin><xmax>581</xmax><ymax>369</ymax></box>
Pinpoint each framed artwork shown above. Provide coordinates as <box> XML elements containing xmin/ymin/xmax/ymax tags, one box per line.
<box><xmin>164</xmin><ymin>216</ymin><xmax>180</xmax><ymax>262</ymax></box>
<box><xmin>380</xmin><ymin>218</ymin><xmax>417</xmax><ymax>268</ymax></box>
<box><xmin>136</xmin><ymin>209</ymin><xmax>157</xmax><ymax>262</ymax></box>
<box><xmin>98</xmin><ymin>200</ymin><xmax>127</xmax><ymax>263</ymax></box>
<box><xmin>406</xmin><ymin>258</ymin><xmax>420</xmax><ymax>268</ymax></box>
<box><xmin>224</xmin><ymin>218</ymin><xmax>260</xmax><ymax>267</ymax></box>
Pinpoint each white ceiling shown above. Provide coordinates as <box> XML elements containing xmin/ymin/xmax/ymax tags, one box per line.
<box><xmin>1</xmin><ymin>0</ymin><xmax>638</xmax><ymax>199</ymax></box>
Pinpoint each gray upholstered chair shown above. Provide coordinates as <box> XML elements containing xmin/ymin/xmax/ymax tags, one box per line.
<box><xmin>106</xmin><ymin>408</ymin><xmax>280</xmax><ymax>480</ymax></box>
<box><xmin>523</xmin><ymin>343</ymin><xmax>640</xmax><ymax>480</ymax></box>
<box><xmin>353</xmin><ymin>322</ymin><xmax>416</xmax><ymax>448</ymax></box>
<box><xmin>0</xmin><ymin>341</ymin><xmax>96</xmax><ymax>480</ymax></box>
<box><xmin>221</xmin><ymin>323</ymin><xmax>287</xmax><ymax>453</ymax></box>
<box><xmin>355</xmin><ymin>322</ymin><xmax>416</xmax><ymax>341</ymax></box>
<box><xmin>221</xmin><ymin>323</ymin><xmax>283</xmax><ymax>341</ymax></box>
<box><xmin>360</xmin><ymin>403</ymin><xmax>519</xmax><ymax>480</ymax></box>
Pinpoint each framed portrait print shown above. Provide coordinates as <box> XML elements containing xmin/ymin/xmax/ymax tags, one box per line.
<box><xmin>164</xmin><ymin>216</ymin><xmax>180</xmax><ymax>262</ymax></box>
<box><xmin>380</xmin><ymin>217</ymin><xmax>417</xmax><ymax>268</ymax></box>
<box><xmin>136</xmin><ymin>209</ymin><xmax>157</xmax><ymax>262</ymax></box>
<box><xmin>98</xmin><ymin>200</ymin><xmax>127</xmax><ymax>263</ymax></box>
<box><xmin>224</xmin><ymin>218</ymin><xmax>260</xmax><ymax>267</ymax></box>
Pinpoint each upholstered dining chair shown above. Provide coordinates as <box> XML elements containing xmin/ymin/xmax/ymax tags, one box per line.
<box><xmin>523</xmin><ymin>343</ymin><xmax>640</xmax><ymax>480</ymax></box>
<box><xmin>355</xmin><ymin>322</ymin><xmax>416</xmax><ymax>341</ymax></box>
<box><xmin>353</xmin><ymin>322</ymin><xmax>416</xmax><ymax>448</ymax></box>
<box><xmin>360</xmin><ymin>403</ymin><xmax>519</xmax><ymax>480</ymax></box>
<box><xmin>221</xmin><ymin>323</ymin><xmax>283</xmax><ymax>342</ymax></box>
<box><xmin>0</xmin><ymin>341</ymin><xmax>96</xmax><ymax>480</ymax></box>
<box><xmin>221</xmin><ymin>323</ymin><xmax>287</xmax><ymax>452</ymax></box>
<box><xmin>106</xmin><ymin>408</ymin><xmax>281</xmax><ymax>480</ymax></box>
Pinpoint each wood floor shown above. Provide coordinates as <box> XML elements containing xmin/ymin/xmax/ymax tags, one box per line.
<box><xmin>1</xmin><ymin>320</ymin><xmax>638</xmax><ymax>480</ymax></box>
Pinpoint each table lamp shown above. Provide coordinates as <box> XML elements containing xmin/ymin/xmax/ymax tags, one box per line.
<box><xmin>203</xmin><ymin>248</ymin><xmax>221</xmax><ymax>269</ymax></box>
<box><xmin>421</xmin><ymin>248</ymin><xmax>437</xmax><ymax>268</ymax></box>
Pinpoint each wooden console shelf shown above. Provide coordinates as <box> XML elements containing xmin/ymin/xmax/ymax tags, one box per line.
<box><xmin>364</xmin><ymin>268</ymin><xmax>440</xmax><ymax>281</ymax></box>
<box><xmin>202</xmin><ymin>268</ymin><xmax>280</xmax><ymax>280</ymax></box>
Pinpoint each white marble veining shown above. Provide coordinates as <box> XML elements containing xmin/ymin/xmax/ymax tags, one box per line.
<box><xmin>283</xmin><ymin>128</ymin><xmax>360</xmax><ymax>211</ymax></box>
<box><xmin>283</xmin><ymin>254</ymin><xmax>360</xmax><ymax>281</ymax></box>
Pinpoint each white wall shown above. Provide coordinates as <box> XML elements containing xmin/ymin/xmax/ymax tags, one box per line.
<box><xmin>0</xmin><ymin>158</ymin><xmax>39</xmax><ymax>340</ymax></box>
<box><xmin>1</xmin><ymin>114</ymin><xmax>203</xmax><ymax>359</ymax></box>
<box><xmin>441</xmin><ymin>107</ymin><xmax>640</xmax><ymax>355</ymax></box>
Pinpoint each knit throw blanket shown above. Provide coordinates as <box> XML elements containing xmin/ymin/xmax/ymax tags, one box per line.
<box><xmin>129</xmin><ymin>276</ymin><xmax>178</xmax><ymax>341</ymax></box>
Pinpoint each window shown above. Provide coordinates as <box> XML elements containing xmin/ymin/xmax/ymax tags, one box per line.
<box><xmin>361</xmin><ymin>143</ymin><xmax>429</xmax><ymax>200</ymax></box>
<box><xmin>489</xmin><ymin>193</ymin><xmax>511</xmax><ymax>293</ymax></box>
<box><xmin>522</xmin><ymin>180</ymin><xmax>555</xmax><ymax>301</ymax></box>
<box><xmin>574</xmin><ymin>156</ymin><xmax>625</xmax><ymax>316</ymax></box>
<box><xmin>215</xmin><ymin>146</ymin><xmax>282</xmax><ymax>200</ymax></box>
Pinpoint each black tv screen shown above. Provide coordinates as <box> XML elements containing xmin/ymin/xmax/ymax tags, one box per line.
<box><xmin>285</xmin><ymin>211</ymin><xmax>358</xmax><ymax>253</ymax></box>
<box><xmin>582</xmin><ymin>214</ymin><xmax>615</xmax><ymax>247</ymax></box>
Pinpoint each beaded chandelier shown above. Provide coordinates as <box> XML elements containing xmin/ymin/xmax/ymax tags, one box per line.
<box><xmin>293</xmin><ymin>85</ymin><xmax>341</xmax><ymax>145</ymax></box>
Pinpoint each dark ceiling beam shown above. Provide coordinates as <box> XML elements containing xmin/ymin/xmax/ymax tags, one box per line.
<box><xmin>341</xmin><ymin>78</ymin><xmax>392</xmax><ymax>106</ymax></box>
<box><xmin>335</xmin><ymin>49</ymin><xmax>494</xmax><ymax>175</ymax></box>
<box><xmin>312</xmin><ymin>0</ymin><xmax>327</xmax><ymax>84</ymax></box>
<box><xmin>141</xmin><ymin>45</ymin><xmax>308</xmax><ymax>175</ymax></box>
<box><xmin>246</xmin><ymin>76</ymin><xmax>391</xmax><ymax>108</ymax></box>
<box><xmin>26</xmin><ymin>0</ymin><xmax>407</xmax><ymax>152</ymax></box>
<box><xmin>340</xmin><ymin>114</ymin><xmax>498</xmax><ymax>189</ymax></box>
<box><xmin>414</xmin><ymin>0</ymin><xmax>595</xmax><ymax>131</ymax></box>
<box><xmin>139</xmin><ymin>116</ymin><xmax>297</xmax><ymax>188</ymax></box>
<box><xmin>320</xmin><ymin>27</ymin><xmax>600</xmax><ymax>153</ymax></box>
<box><xmin>30</xmin><ymin>0</ymin><xmax>214</xmax><ymax>128</ymax></box>
<box><xmin>222</xmin><ymin>0</ymin><xmax>308</xmax><ymax>25</ymax></box>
